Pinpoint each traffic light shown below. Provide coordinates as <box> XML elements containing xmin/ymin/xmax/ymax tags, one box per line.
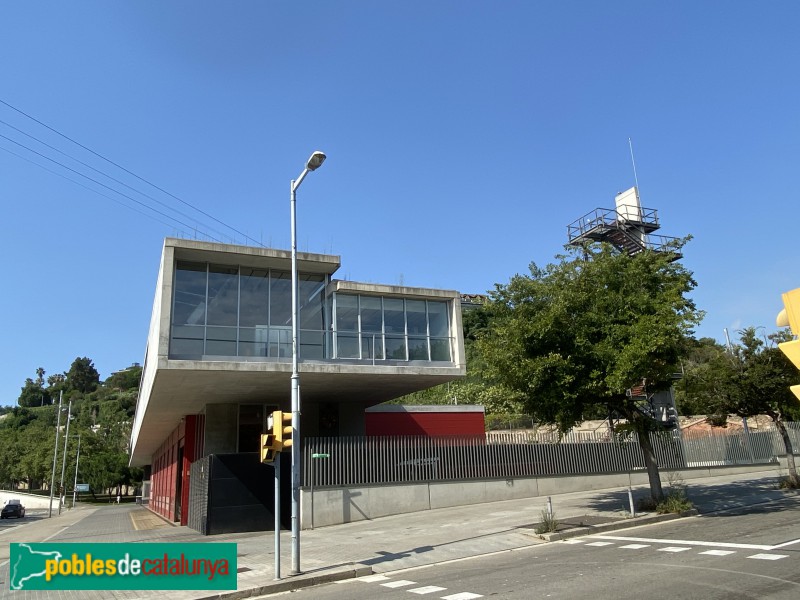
<box><xmin>271</xmin><ymin>410</ymin><xmax>293</xmax><ymax>452</ymax></box>
<box><xmin>776</xmin><ymin>287</ymin><xmax>800</xmax><ymax>400</ymax></box>
<box><xmin>260</xmin><ymin>410</ymin><xmax>293</xmax><ymax>464</ymax></box>
<box><xmin>260</xmin><ymin>433</ymin><xmax>279</xmax><ymax>464</ymax></box>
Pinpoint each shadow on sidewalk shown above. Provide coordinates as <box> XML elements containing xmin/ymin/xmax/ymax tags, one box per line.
<box><xmin>358</xmin><ymin>526</ymin><xmax>521</xmax><ymax>567</ymax></box>
<box><xmin>582</xmin><ymin>475</ymin><xmax>798</xmax><ymax>519</ymax></box>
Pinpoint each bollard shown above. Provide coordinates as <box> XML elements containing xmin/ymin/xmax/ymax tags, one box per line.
<box><xmin>628</xmin><ymin>487</ymin><xmax>636</xmax><ymax>518</ymax></box>
<box><xmin>546</xmin><ymin>496</ymin><xmax>553</xmax><ymax>518</ymax></box>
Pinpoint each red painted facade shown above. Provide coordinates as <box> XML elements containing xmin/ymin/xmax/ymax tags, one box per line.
<box><xmin>365</xmin><ymin>409</ymin><xmax>485</xmax><ymax>437</ymax></box>
<box><xmin>149</xmin><ymin>414</ymin><xmax>204</xmax><ymax>525</ymax></box>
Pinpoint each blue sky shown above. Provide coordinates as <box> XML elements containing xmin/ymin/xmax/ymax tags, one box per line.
<box><xmin>1</xmin><ymin>1</ymin><xmax>798</xmax><ymax>406</ymax></box>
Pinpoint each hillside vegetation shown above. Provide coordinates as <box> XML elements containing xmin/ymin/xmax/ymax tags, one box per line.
<box><xmin>0</xmin><ymin>358</ymin><xmax>142</xmax><ymax>497</ymax></box>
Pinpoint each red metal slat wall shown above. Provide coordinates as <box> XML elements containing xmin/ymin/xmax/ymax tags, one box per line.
<box><xmin>366</xmin><ymin>412</ymin><xmax>484</xmax><ymax>436</ymax></box>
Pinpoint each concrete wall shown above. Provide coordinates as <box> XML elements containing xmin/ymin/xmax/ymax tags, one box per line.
<box><xmin>1</xmin><ymin>491</ymin><xmax>53</xmax><ymax>510</ymax></box>
<box><xmin>300</xmin><ymin>462</ymin><xmax>781</xmax><ymax>529</ymax></box>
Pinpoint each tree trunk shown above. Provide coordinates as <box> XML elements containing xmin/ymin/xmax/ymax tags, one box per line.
<box><xmin>774</xmin><ymin>418</ymin><xmax>800</xmax><ymax>485</ymax></box>
<box><xmin>638</xmin><ymin>429</ymin><xmax>664</xmax><ymax>502</ymax></box>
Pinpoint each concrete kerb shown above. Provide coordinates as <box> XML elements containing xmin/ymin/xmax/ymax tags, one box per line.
<box><xmin>197</xmin><ymin>564</ymin><xmax>373</xmax><ymax>600</ymax></box>
<box><xmin>537</xmin><ymin>509</ymin><xmax>700</xmax><ymax>542</ymax></box>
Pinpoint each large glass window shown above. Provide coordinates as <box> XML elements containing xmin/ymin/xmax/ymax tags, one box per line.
<box><xmin>169</xmin><ymin>262</ymin><xmax>453</xmax><ymax>364</ymax></box>
<box><xmin>360</xmin><ymin>296</ymin><xmax>384</xmax><ymax>360</ymax></box>
<box><xmin>332</xmin><ymin>294</ymin><xmax>452</xmax><ymax>363</ymax></box>
<box><xmin>170</xmin><ymin>261</ymin><xmax>328</xmax><ymax>360</ymax></box>
<box><xmin>428</xmin><ymin>302</ymin><xmax>451</xmax><ymax>361</ymax></box>
<box><xmin>383</xmin><ymin>298</ymin><xmax>406</xmax><ymax>360</ymax></box>
<box><xmin>335</xmin><ymin>294</ymin><xmax>359</xmax><ymax>358</ymax></box>
<box><xmin>207</xmin><ymin>265</ymin><xmax>239</xmax><ymax>327</ymax></box>
<box><xmin>299</xmin><ymin>275</ymin><xmax>325</xmax><ymax>359</ymax></box>
<box><xmin>173</xmin><ymin>262</ymin><xmax>207</xmax><ymax>326</ymax></box>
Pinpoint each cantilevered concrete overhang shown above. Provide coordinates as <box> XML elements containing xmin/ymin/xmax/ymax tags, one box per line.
<box><xmin>130</xmin><ymin>358</ymin><xmax>463</xmax><ymax>466</ymax></box>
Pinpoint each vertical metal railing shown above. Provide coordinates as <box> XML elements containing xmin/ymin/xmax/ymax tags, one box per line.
<box><xmin>304</xmin><ymin>424</ymin><xmax>799</xmax><ymax>489</ymax></box>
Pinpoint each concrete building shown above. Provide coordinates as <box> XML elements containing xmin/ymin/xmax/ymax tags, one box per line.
<box><xmin>130</xmin><ymin>238</ymin><xmax>466</xmax><ymax>527</ymax></box>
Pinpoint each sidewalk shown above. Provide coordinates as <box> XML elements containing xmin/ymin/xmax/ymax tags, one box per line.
<box><xmin>1</xmin><ymin>467</ymin><xmax>795</xmax><ymax>600</ymax></box>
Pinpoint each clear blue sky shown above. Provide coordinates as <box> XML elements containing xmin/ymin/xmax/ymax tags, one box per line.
<box><xmin>2</xmin><ymin>1</ymin><xmax>798</xmax><ymax>406</ymax></box>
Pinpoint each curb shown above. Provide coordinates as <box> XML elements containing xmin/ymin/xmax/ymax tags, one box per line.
<box><xmin>196</xmin><ymin>563</ymin><xmax>373</xmax><ymax>600</ymax></box>
<box><xmin>536</xmin><ymin>509</ymin><xmax>699</xmax><ymax>542</ymax></box>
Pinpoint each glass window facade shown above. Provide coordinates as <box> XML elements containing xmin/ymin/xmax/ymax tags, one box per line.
<box><xmin>332</xmin><ymin>294</ymin><xmax>453</xmax><ymax>363</ymax></box>
<box><xmin>170</xmin><ymin>261</ymin><xmax>325</xmax><ymax>360</ymax></box>
<box><xmin>170</xmin><ymin>261</ymin><xmax>453</xmax><ymax>364</ymax></box>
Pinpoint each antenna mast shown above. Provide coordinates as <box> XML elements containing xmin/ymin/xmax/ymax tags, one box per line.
<box><xmin>628</xmin><ymin>137</ymin><xmax>641</xmax><ymax>196</ymax></box>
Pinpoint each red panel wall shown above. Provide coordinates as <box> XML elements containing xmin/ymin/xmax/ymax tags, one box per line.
<box><xmin>150</xmin><ymin>415</ymin><xmax>205</xmax><ymax>524</ymax></box>
<box><xmin>366</xmin><ymin>411</ymin><xmax>485</xmax><ymax>436</ymax></box>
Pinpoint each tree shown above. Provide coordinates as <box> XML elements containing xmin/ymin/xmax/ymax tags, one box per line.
<box><xmin>17</xmin><ymin>377</ymin><xmax>50</xmax><ymax>407</ymax></box>
<box><xmin>478</xmin><ymin>241</ymin><xmax>701</xmax><ymax>502</ymax></box>
<box><xmin>66</xmin><ymin>357</ymin><xmax>100</xmax><ymax>394</ymax></box>
<box><xmin>104</xmin><ymin>364</ymin><xmax>142</xmax><ymax>391</ymax></box>
<box><xmin>719</xmin><ymin>327</ymin><xmax>800</xmax><ymax>485</ymax></box>
<box><xmin>673</xmin><ymin>337</ymin><xmax>731</xmax><ymax>418</ymax></box>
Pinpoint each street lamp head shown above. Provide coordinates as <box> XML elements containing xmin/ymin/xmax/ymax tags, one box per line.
<box><xmin>306</xmin><ymin>151</ymin><xmax>326</xmax><ymax>171</ymax></box>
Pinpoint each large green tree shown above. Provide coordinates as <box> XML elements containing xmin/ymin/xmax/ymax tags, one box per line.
<box><xmin>17</xmin><ymin>378</ymin><xmax>51</xmax><ymax>407</ymax></box>
<box><xmin>66</xmin><ymin>357</ymin><xmax>100</xmax><ymax>394</ymax></box>
<box><xmin>478</xmin><ymin>241</ymin><xmax>701</xmax><ymax>501</ymax></box>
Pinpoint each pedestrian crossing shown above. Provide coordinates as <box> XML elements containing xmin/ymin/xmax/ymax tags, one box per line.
<box><xmin>353</xmin><ymin>573</ymin><xmax>483</xmax><ymax>599</ymax></box>
<box><xmin>562</xmin><ymin>536</ymin><xmax>790</xmax><ymax>561</ymax></box>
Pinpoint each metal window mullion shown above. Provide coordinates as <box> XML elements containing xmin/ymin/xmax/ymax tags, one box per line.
<box><xmin>203</xmin><ymin>263</ymin><xmax>209</xmax><ymax>354</ymax></box>
<box><xmin>425</xmin><ymin>301</ymin><xmax>432</xmax><ymax>361</ymax></box>
<box><xmin>356</xmin><ymin>295</ymin><xmax>363</xmax><ymax>360</ymax></box>
<box><xmin>236</xmin><ymin>266</ymin><xmax>241</xmax><ymax>356</ymax></box>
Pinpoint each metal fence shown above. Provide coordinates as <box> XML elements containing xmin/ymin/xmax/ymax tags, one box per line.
<box><xmin>304</xmin><ymin>423</ymin><xmax>800</xmax><ymax>489</ymax></box>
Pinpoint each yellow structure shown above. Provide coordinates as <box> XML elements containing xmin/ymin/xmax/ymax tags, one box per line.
<box><xmin>776</xmin><ymin>287</ymin><xmax>800</xmax><ymax>400</ymax></box>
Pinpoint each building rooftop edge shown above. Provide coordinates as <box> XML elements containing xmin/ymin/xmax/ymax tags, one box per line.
<box><xmin>366</xmin><ymin>404</ymin><xmax>485</xmax><ymax>413</ymax></box>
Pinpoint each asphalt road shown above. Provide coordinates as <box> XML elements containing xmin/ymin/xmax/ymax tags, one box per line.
<box><xmin>270</xmin><ymin>495</ymin><xmax>800</xmax><ymax>600</ymax></box>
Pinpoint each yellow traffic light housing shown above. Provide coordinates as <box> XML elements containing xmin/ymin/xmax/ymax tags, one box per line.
<box><xmin>776</xmin><ymin>287</ymin><xmax>800</xmax><ymax>400</ymax></box>
<box><xmin>261</xmin><ymin>410</ymin><xmax>293</xmax><ymax>464</ymax></box>
<box><xmin>260</xmin><ymin>433</ymin><xmax>278</xmax><ymax>464</ymax></box>
<box><xmin>272</xmin><ymin>410</ymin><xmax>293</xmax><ymax>451</ymax></box>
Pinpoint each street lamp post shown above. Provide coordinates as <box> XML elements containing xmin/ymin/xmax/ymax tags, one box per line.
<box><xmin>71</xmin><ymin>434</ymin><xmax>82</xmax><ymax>509</ymax></box>
<box><xmin>289</xmin><ymin>150</ymin><xmax>326</xmax><ymax>576</ymax></box>
<box><xmin>58</xmin><ymin>400</ymin><xmax>72</xmax><ymax>515</ymax></box>
<box><xmin>48</xmin><ymin>391</ymin><xmax>63</xmax><ymax>518</ymax></box>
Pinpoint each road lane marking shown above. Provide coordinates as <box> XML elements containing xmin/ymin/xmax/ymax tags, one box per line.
<box><xmin>562</xmin><ymin>539</ymin><xmax>585</xmax><ymax>544</ymax></box>
<box><xmin>699</xmin><ymin>550</ymin><xmax>736</xmax><ymax>556</ymax></box>
<box><xmin>381</xmin><ymin>579</ymin><xmax>417</xmax><ymax>588</ymax></box>
<box><xmin>594</xmin><ymin>535</ymin><xmax>773</xmax><ymax>550</ymax></box>
<box><xmin>409</xmin><ymin>585</ymin><xmax>448</xmax><ymax>594</ymax></box>
<box><xmin>358</xmin><ymin>574</ymin><xmax>390</xmax><ymax>582</ymax></box>
<box><xmin>620</xmin><ymin>544</ymin><xmax>650</xmax><ymax>549</ymax></box>
<box><xmin>659</xmin><ymin>547</ymin><xmax>691</xmax><ymax>553</ymax></box>
<box><xmin>748</xmin><ymin>554</ymin><xmax>789</xmax><ymax>561</ymax></box>
<box><xmin>769</xmin><ymin>538</ymin><xmax>800</xmax><ymax>550</ymax></box>
<box><xmin>441</xmin><ymin>594</ymin><xmax>483</xmax><ymax>600</ymax></box>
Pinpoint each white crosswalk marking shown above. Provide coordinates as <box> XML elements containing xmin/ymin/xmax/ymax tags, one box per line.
<box><xmin>699</xmin><ymin>550</ymin><xmax>735</xmax><ymax>556</ymax></box>
<box><xmin>441</xmin><ymin>593</ymin><xmax>484</xmax><ymax>600</ymax></box>
<box><xmin>585</xmin><ymin>541</ymin><xmax>614</xmax><ymax>547</ymax></box>
<box><xmin>748</xmin><ymin>553</ymin><xmax>788</xmax><ymax>561</ymax></box>
<box><xmin>620</xmin><ymin>544</ymin><xmax>650</xmax><ymax>549</ymax></box>
<box><xmin>381</xmin><ymin>579</ymin><xmax>417</xmax><ymax>588</ymax></box>
<box><xmin>409</xmin><ymin>585</ymin><xmax>448</xmax><ymax>594</ymax></box>
<box><xmin>659</xmin><ymin>547</ymin><xmax>691</xmax><ymax>553</ymax></box>
<box><xmin>562</xmin><ymin>539</ymin><xmax>586</xmax><ymax>544</ymax></box>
